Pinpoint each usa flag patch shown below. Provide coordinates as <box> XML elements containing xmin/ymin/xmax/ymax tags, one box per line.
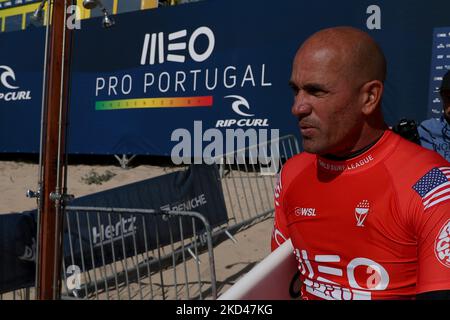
<box><xmin>413</xmin><ymin>167</ymin><xmax>450</xmax><ymax>210</ymax></box>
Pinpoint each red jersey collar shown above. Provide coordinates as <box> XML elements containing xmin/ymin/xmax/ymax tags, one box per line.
<box><xmin>316</xmin><ymin>130</ymin><xmax>398</xmax><ymax>173</ymax></box>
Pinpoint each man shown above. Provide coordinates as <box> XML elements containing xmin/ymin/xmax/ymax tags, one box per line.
<box><xmin>272</xmin><ymin>27</ymin><xmax>450</xmax><ymax>300</ymax></box>
<box><xmin>418</xmin><ymin>71</ymin><xmax>450</xmax><ymax>161</ymax></box>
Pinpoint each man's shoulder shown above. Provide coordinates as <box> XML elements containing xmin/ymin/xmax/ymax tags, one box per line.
<box><xmin>394</xmin><ymin>135</ymin><xmax>447</xmax><ymax>162</ymax></box>
<box><xmin>385</xmin><ymin>135</ymin><xmax>450</xmax><ymax>185</ymax></box>
<box><xmin>278</xmin><ymin>152</ymin><xmax>315</xmax><ymax>185</ymax></box>
<box><xmin>282</xmin><ymin>152</ymin><xmax>315</xmax><ymax>172</ymax></box>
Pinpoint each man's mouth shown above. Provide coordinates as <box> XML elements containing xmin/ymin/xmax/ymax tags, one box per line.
<box><xmin>299</xmin><ymin>120</ymin><xmax>317</xmax><ymax>136</ymax></box>
<box><xmin>300</xmin><ymin>125</ymin><xmax>316</xmax><ymax>137</ymax></box>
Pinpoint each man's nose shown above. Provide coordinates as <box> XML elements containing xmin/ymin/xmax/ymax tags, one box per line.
<box><xmin>291</xmin><ymin>92</ymin><xmax>312</xmax><ymax>117</ymax></box>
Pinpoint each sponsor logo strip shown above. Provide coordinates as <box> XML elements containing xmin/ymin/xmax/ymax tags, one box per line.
<box><xmin>303</xmin><ymin>278</ymin><xmax>372</xmax><ymax>300</ymax></box>
<box><xmin>95</xmin><ymin>96</ymin><xmax>213</xmax><ymax>110</ymax></box>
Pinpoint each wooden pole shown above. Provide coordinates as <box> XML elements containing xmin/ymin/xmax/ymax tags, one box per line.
<box><xmin>36</xmin><ymin>0</ymin><xmax>73</xmax><ymax>300</ymax></box>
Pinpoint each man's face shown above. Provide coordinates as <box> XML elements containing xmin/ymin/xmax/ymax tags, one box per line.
<box><xmin>290</xmin><ymin>46</ymin><xmax>364</xmax><ymax>156</ymax></box>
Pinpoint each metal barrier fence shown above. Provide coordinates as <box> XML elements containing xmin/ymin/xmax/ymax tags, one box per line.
<box><xmin>0</xmin><ymin>208</ymin><xmax>218</xmax><ymax>301</ymax></box>
<box><xmin>56</xmin><ymin>135</ymin><xmax>300</xmax><ymax>300</ymax></box>
<box><xmin>59</xmin><ymin>207</ymin><xmax>217</xmax><ymax>300</ymax></box>
<box><xmin>0</xmin><ymin>135</ymin><xmax>300</xmax><ymax>300</ymax></box>
<box><xmin>0</xmin><ymin>288</ymin><xmax>35</xmax><ymax>300</ymax></box>
<box><xmin>216</xmin><ymin>135</ymin><xmax>300</xmax><ymax>230</ymax></box>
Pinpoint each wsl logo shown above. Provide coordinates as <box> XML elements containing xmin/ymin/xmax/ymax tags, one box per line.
<box><xmin>295</xmin><ymin>207</ymin><xmax>317</xmax><ymax>217</ymax></box>
<box><xmin>0</xmin><ymin>65</ymin><xmax>32</xmax><ymax>102</ymax></box>
<box><xmin>140</xmin><ymin>26</ymin><xmax>215</xmax><ymax>65</ymax></box>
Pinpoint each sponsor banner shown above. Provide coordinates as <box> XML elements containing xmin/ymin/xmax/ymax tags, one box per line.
<box><xmin>68</xmin><ymin>4</ymin><xmax>289</xmax><ymax>156</ymax></box>
<box><xmin>0</xmin><ymin>28</ymin><xmax>43</xmax><ymax>153</ymax></box>
<box><xmin>1</xmin><ymin>1</ymin><xmax>450</xmax><ymax>154</ymax></box>
<box><xmin>63</xmin><ymin>164</ymin><xmax>228</xmax><ymax>270</ymax></box>
<box><xmin>427</xmin><ymin>27</ymin><xmax>450</xmax><ymax>118</ymax></box>
<box><xmin>0</xmin><ymin>164</ymin><xmax>228</xmax><ymax>293</ymax></box>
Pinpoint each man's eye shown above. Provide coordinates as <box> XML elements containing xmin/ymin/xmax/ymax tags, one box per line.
<box><xmin>307</xmin><ymin>87</ymin><xmax>327</xmax><ymax>97</ymax></box>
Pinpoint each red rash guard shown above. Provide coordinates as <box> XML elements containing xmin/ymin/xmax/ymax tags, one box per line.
<box><xmin>272</xmin><ymin>130</ymin><xmax>450</xmax><ymax>300</ymax></box>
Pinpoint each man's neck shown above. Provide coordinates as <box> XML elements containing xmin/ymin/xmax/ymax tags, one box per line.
<box><xmin>323</xmin><ymin>130</ymin><xmax>385</xmax><ymax>161</ymax></box>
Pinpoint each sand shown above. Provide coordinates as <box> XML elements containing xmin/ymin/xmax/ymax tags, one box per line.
<box><xmin>0</xmin><ymin>161</ymin><xmax>172</xmax><ymax>214</ymax></box>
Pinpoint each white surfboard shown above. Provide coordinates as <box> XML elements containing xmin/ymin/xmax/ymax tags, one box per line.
<box><xmin>218</xmin><ymin>239</ymin><xmax>300</xmax><ymax>300</ymax></box>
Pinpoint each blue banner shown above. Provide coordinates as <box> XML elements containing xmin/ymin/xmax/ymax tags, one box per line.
<box><xmin>1</xmin><ymin>1</ymin><xmax>450</xmax><ymax>155</ymax></box>
<box><xmin>0</xmin><ymin>27</ymin><xmax>44</xmax><ymax>153</ymax></box>
<box><xmin>427</xmin><ymin>27</ymin><xmax>450</xmax><ymax>118</ymax></box>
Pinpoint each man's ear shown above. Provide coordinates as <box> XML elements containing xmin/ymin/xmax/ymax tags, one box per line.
<box><xmin>361</xmin><ymin>80</ymin><xmax>384</xmax><ymax>115</ymax></box>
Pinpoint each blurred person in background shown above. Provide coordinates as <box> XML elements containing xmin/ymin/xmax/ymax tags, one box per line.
<box><xmin>419</xmin><ymin>70</ymin><xmax>450</xmax><ymax>161</ymax></box>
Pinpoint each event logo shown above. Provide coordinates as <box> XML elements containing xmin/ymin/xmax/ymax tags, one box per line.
<box><xmin>0</xmin><ymin>65</ymin><xmax>32</xmax><ymax>102</ymax></box>
<box><xmin>95</xmin><ymin>25</ymin><xmax>272</xmax><ymax>113</ymax></box>
<box><xmin>435</xmin><ymin>219</ymin><xmax>450</xmax><ymax>268</ymax></box>
<box><xmin>140</xmin><ymin>26</ymin><xmax>215</xmax><ymax>65</ymax></box>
